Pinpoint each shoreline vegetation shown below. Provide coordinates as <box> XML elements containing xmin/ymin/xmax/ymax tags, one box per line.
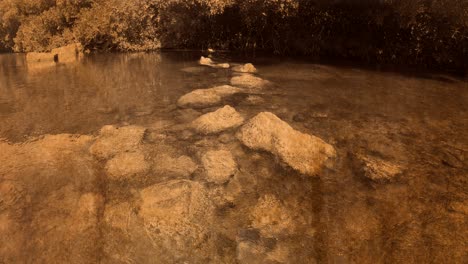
<box><xmin>1</xmin><ymin>0</ymin><xmax>467</xmax><ymax>72</ymax></box>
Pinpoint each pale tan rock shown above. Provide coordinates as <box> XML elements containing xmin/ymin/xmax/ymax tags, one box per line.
<box><xmin>26</xmin><ymin>43</ymin><xmax>83</xmax><ymax>64</ymax></box>
<box><xmin>202</xmin><ymin>150</ymin><xmax>237</xmax><ymax>184</ymax></box>
<box><xmin>89</xmin><ymin>125</ymin><xmax>146</xmax><ymax>159</ymax></box>
<box><xmin>51</xmin><ymin>43</ymin><xmax>83</xmax><ymax>63</ymax></box>
<box><xmin>199</xmin><ymin>56</ymin><xmax>230</xmax><ymax>68</ymax></box>
<box><xmin>359</xmin><ymin>155</ymin><xmax>402</xmax><ymax>181</ymax></box>
<box><xmin>251</xmin><ymin>195</ymin><xmax>294</xmax><ymax>237</ymax></box>
<box><xmin>192</xmin><ymin>105</ymin><xmax>244</xmax><ymax>134</ymax></box>
<box><xmin>199</xmin><ymin>56</ymin><xmax>214</xmax><ymax>66</ymax></box>
<box><xmin>177</xmin><ymin>85</ymin><xmax>242</xmax><ymax>108</ymax></box>
<box><xmin>237</xmin><ymin>112</ymin><xmax>336</xmax><ymax>176</ymax></box>
<box><xmin>233</xmin><ymin>63</ymin><xmax>257</xmax><ymax>73</ymax></box>
<box><xmin>139</xmin><ymin>180</ymin><xmax>215</xmax><ymax>258</ymax></box>
<box><xmin>105</xmin><ymin>152</ymin><xmax>150</xmax><ymax>180</ymax></box>
<box><xmin>25</xmin><ymin>52</ymin><xmax>56</xmax><ymax>63</ymax></box>
<box><xmin>104</xmin><ymin>202</ymin><xmax>135</xmax><ymax>230</ymax></box>
<box><xmin>153</xmin><ymin>154</ymin><xmax>198</xmax><ymax>178</ymax></box>
<box><xmin>71</xmin><ymin>192</ymin><xmax>103</xmax><ymax>232</ymax></box>
<box><xmin>230</xmin><ymin>74</ymin><xmax>270</xmax><ymax>89</ymax></box>
<box><xmin>243</xmin><ymin>95</ymin><xmax>265</xmax><ymax>105</ymax></box>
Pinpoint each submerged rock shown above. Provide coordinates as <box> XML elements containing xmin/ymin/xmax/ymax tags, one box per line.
<box><xmin>230</xmin><ymin>74</ymin><xmax>270</xmax><ymax>89</ymax></box>
<box><xmin>89</xmin><ymin>125</ymin><xmax>146</xmax><ymax>160</ymax></box>
<box><xmin>199</xmin><ymin>56</ymin><xmax>230</xmax><ymax>69</ymax></box>
<box><xmin>250</xmin><ymin>194</ymin><xmax>295</xmax><ymax>237</ymax></box>
<box><xmin>139</xmin><ymin>180</ymin><xmax>215</xmax><ymax>260</ymax></box>
<box><xmin>359</xmin><ymin>155</ymin><xmax>402</xmax><ymax>182</ymax></box>
<box><xmin>180</xmin><ymin>66</ymin><xmax>208</xmax><ymax>74</ymax></box>
<box><xmin>152</xmin><ymin>154</ymin><xmax>198</xmax><ymax>178</ymax></box>
<box><xmin>233</xmin><ymin>63</ymin><xmax>257</xmax><ymax>73</ymax></box>
<box><xmin>105</xmin><ymin>152</ymin><xmax>150</xmax><ymax>180</ymax></box>
<box><xmin>243</xmin><ymin>95</ymin><xmax>265</xmax><ymax>105</ymax></box>
<box><xmin>177</xmin><ymin>85</ymin><xmax>243</xmax><ymax>108</ymax></box>
<box><xmin>202</xmin><ymin>150</ymin><xmax>237</xmax><ymax>184</ymax></box>
<box><xmin>237</xmin><ymin>112</ymin><xmax>336</xmax><ymax>176</ymax></box>
<box><xmin>192</xmin><ymin>105</ymin><xmax>244</xmax><ymax>134</ymax></box>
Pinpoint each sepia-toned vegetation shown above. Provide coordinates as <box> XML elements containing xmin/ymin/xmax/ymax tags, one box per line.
<box><xmin>1</xmin><ymin>0</ymin><xmax>467</xmax><ymax>70</ymax></box>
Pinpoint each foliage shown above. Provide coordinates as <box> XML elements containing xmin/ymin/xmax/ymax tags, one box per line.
<box><xmin>0</xmin><ymin>0</ymin><xmax>466</xmax><ymax>71</ymax></box>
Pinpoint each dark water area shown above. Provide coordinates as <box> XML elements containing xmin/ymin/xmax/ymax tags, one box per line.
<box><xmin>0</xmin><ymin>52</ymin><xmax>467</xmax><ymax>263</ymax></box>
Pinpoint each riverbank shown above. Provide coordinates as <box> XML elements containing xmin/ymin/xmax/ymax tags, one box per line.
<box><xmin>1</xmin><ymin>0</ymin><xmax>467</xmax><ymax>72</ymax></box>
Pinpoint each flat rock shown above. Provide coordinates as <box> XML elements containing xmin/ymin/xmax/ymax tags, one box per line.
<box><xmin>202</xmin><ymin>150</ymin><xmax>237</xmax><ymax>184</ymax></box>
<box><xmin>192</xmin><ymin>105</ymin><xmax>244</xmax><ymax>134</ymax></box>
<box><xmin>236</xmin><ymin>112</ymin><xmax>336</xmax><ymax>176</ymax></box>
<box><xmin>233</xmin><ymin>63</ymin><xmax>257</xmax><ymax>73</ymax></box>
<box><xmin>153</xmin><ymin>154</ymin><xmax>198</xmax><ymax>178</ymax></box>
<box><xmin>359</xmin><ymin>155</ymin><xmax>402</xmax><ymax>182</ymax></box>
<box><xmin>243</xmin><ymin>95</ymin><xmax>265</xmax><ymax>105</ymax></box>
<box><xmin>89</xmin><ymin>125</ymin><xmax>146</xmax><ymax>160</ymax></box>
<box><xmin>105</xmin><ymin>152</ymin><xmax>150</xmax><ymax>180</ymax></box>
<box><xmin>230</xmin><ymin>74</ymin><xmax>270</xmax><ymax>89</ymax></box>
<box><xmin>199</xmin><ymin>56</ymin><xmax>230</xmax><ymax>69</ymax></box>
<box><xmin>250</xmin><ymin>194</ymin><xmax>295</xmax><ymax>237</ymax></box>
<box><xmin>139</xmin><ymin>180</ymin><xmax>215</xmax><ymax>260</ymax></box>
<box><xmin>180</xmin><ymin>66</ymin><xmax>208</xmax><ymax>74</ymax></box>
<box><xmin>26</xmin><ymin>43</ymin><xmax>83</xmax><ymax>64</ymax></box>
<box><xmin>177</xmin><ymin>85</ymin><xmax>243</xmax><ymax>108</ymax></box>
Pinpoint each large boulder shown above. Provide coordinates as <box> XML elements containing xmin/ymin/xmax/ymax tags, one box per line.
<box><xmin>237</xmin><ymin>112</ymin><xmax>336</xmax><ymax>176</ymax></box>
<box><xmin>233</xmin><ymin>63</ymin><xmax>257</xmax><ymax>73</ymax></box>
<box><xmin>26</xmin><ymin>43</ymin><xmax>83</xmax><ymax>64</ymax></box>
<box><xmin>177</xmin><ymin>85</ymin><xmax>243</xmax><ymax>108</ymax></box>
<box><xmin>89</xmin><ymin>125</ymin><xmax>146</xmax><ymax>160</ymax></box>
<box><xmin>201</xmin><ymin>150</ymin><xmax>237</xmax><ymax>184</ymax></box>
<box><xmin>192</xmin><ymin>105</ymin><xmax>244</xmax><ymax>134</ymax></box>
<box><xmin>230</xmin><ymin>74</ymin><xmax>270</xmax><ymax>89</ymax></box>
<box><xmin>139</xmin><ymin>180</ymin><xmax>215</xmax><ymax>261</ymax></box>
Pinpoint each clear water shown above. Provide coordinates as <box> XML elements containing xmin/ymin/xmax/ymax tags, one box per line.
<box><xmin>0</xmin><ymin>52</ymin><xmax>467</xmax><ymax>263</ymax></box>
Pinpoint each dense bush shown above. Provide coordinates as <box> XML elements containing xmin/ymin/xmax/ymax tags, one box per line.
<box><xmin>0</xmin><ymin>0</ymin><xmax>467</xmax><ymax>71</ymax></box>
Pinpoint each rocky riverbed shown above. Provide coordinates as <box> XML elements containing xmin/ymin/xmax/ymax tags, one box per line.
<box><xmin>0</xmin><ymin>53</ymin><xmax>467</xmax><ymax>263</ymax></box>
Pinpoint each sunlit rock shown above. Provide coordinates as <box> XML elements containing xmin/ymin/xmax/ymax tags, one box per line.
<box><xmin>26</xmin><ymin>43</ymin><xmax>83</xmax><ymax>64</ymax></box>
<box><xmin>358</xmin><ymin>155</ymin><xmax>402</xmax><ymax>182</ymax></box>
<box><xmin>237</xmin><ymin>112</ymin><xmax>336</xmax><ymax>176</ymax></box>
<box><xmin>192</xmin><ymin>105</ymin><xmax>244</xmax><ymax>134</ymax></box>
<box><xmin>139</xmin><ymin>180</ymin><xmax>215</xmax><ymax>260</ymax></box>
<box><xmin>230</xmin><ymin>74</ymin><xmax>271</xmax><ymax>89</ymax></box>
<box><xmin>199</xmin><ymin>56</ymin><xmax>214</xmax><ymax>66</ymax></box>
<box><xmin>51</xmin><ymin>43</ymin><xmax>83</xmax><ymax>63</ymax></box>
<box><xmin>25</xmin><ymin>52</ymin><xmax>56</xmax><ymax>63</ymax></box>
<box><xmin>177</xmin><ymin>85</ymin><xmax>243</xmax><ymax>108</ymax></box>
<box><xmin>202</xmin><ymin>150</ymin><xmax>237</xmax><ymax>184</ymax></box>
<box><xmin>89</xmin><ymin>125</ymin><xmax>146</xmax><ymax>160</ymax></box>
<box><xmin>233</xmin><ymin>63</ymin><xmax>257</xmax><ymax>73</ymax></box>
<box><xmin>199</xmin><ymin>56</ymin><xmax>230</xmax><ymax>68</ymax></box>
<box><xmin>105</xmin><ymin>152</ymin><xmax>150</xmax><ymax>180</ymax></box>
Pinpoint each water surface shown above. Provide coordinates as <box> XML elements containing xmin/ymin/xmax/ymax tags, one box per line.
<box><xmin>0</xmin><ymin>52</ymin><xmax>467</xmax><ymax>263</ymax></box>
